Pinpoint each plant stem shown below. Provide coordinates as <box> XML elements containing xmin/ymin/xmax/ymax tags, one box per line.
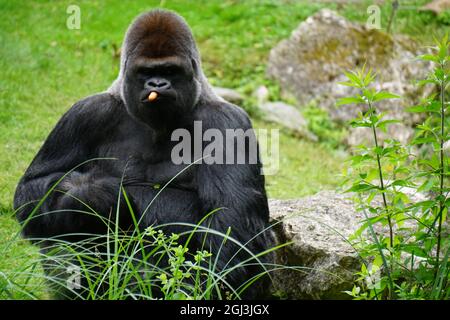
<box><xmin>436</xmin><ymin>67</ymin><xmax>446</xmax><ymax>273</ymax></box>
<box><xmin>368</xmin><ymin>102</ymin><xmax>393</xmax><ymax>300</ymax></box>
<box><xmin>358</xmin><ymin>194</ymin><xmax>394</xmax><ymax>300</ymax></box>
<box><xmin>387</xmin><ymin>0</ymin><xmax>399</xmax><ymax>34</ymax></box>
<box><xmin>368</xmin><ymin>103</ymin><xmax>394</xmax><ymax>249</ymax></box>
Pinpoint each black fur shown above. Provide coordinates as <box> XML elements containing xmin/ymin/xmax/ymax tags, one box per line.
<box><xmin>13</xmin><ymin>9</ymin><xmax>272</xmax><ymax>299</ymax></box>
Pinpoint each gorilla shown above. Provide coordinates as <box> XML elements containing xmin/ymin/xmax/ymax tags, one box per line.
<box><xmin>13</xmin><ymin>9</ymin><xmax>272</xmax><ymax>299</ymax></box>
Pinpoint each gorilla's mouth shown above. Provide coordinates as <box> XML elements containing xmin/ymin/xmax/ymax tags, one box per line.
<box><xmin>148</xmin><ymin>91</ymin><xmax>158</xmax><ymax>102</ymax></box>
<box><xmin>140</xmin><ymin>90</ymin><xmax>176</xmax><ymax>105</ymax></box>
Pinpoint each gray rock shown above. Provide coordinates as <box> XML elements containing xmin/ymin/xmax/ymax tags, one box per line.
<box><xmin>445</xmin><ymin>140</ymin><xmax>450</xmax><ymax>152</ymax></box>
<box><xmin>269</xmin><ymin>191</ymin><xmax>362</xmax><ymax>299</ymax></box>
<box><xmin>267</xmin><ymin>9</ymin><xmax>433</xmax><ymax>146</ymax></box>
<box><xmin>421</xmin><ymin>0</ymin><xmax>450</xmax><ymax>14</ymax></box>
<box><xmin>212</xmin><ymin>86</ymin><xmax>244</xmax><ymax>105</ymax></box>
<box><xmin>258</xmin><ymin>101</ymin><xmax>317</xmax><ymax>141</ymax></box>
<box><xmin>268</xmin><ymin>189</ymin><xmax>431</xmax><ymax>299</ymax></box>
<box><xmin>253</xmin><ymin>85</ymin><xmax>270</xmax><ymax>105</ymax></box>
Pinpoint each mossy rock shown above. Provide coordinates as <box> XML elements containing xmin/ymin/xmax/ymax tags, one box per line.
<box><xmin>267</xmin><ymin>9</ymin><xmax>434</xmax><ymax>146</ymax></box>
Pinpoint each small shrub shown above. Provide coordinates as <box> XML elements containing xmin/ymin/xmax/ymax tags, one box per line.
<box><xmin>339</xmin><ymin>35</ymin><xmax>449</xmax><ymax>300</ymax></box>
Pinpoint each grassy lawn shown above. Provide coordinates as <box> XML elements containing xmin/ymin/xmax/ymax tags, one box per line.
<box><xmin>0</xmin><ymin>0</ymin><xmax>447</xmax><ymax>299</ymax></box>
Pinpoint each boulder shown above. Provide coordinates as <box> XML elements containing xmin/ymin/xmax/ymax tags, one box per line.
<box><xmin>269</xmin><ymin>191</ymin><xmax>361</xmax><ymax>299</ymax></box>
<box><xmin>212</xmin><ymin>86</ymin><xmax>244</xmax><ymax>105</ymax></box>
<box><xmin>258</xmin><ymin>101</ymin><xmax>317</xmax><ymax>141</ymax></box>
<box><xmin>268</xmin><ymin>189</ymin><xmax>432</xmax><ymax>299</ymax></box>
<box><xmin>253</xmin><ymin>85</ymin><xmax>270</xmax><ymax>105</ymax></box>
<box><xmin>421</xmin><ymin>0</ymin><xmax>450</xmax><ymax>14</ymax></box>
<box><xmin>267</xmin><ymin>9</ymin><xmax>433</xmax><ymax>146</ymax></box>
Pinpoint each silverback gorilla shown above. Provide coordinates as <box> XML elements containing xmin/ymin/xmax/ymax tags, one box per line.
<box><xmin>13</xmin><ymin>10</ymin><xmax>272</xmax><ymax>299</ymax></box>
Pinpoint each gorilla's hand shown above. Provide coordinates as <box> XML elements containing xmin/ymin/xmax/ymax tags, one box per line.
<box><xmin>145</xmin><ymin>161</ymin><xmax>196</xmax><ymax>191</ymax></box>
<box><xmin>123</xmin><ymin>157</ymin><xmax>196</xmax><ymax>191</ymax></box>
<box><xmin>122</xmin><ymin>156</ymin><xmax>150</xmax><ymax>186</ymax></box>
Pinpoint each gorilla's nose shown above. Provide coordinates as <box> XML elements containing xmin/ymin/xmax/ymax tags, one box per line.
<box><xmin>146</xmin><ymin>78</ymin><xmax>171</xmax><ymax>91</ymax></box>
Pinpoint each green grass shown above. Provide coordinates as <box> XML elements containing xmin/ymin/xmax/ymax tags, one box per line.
<box><xmin>0</xmin><ymin>0</ymin><xmax>448</xmax><ymax>299</ymax></box>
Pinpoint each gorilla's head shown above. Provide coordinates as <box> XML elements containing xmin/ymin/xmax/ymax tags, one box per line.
<box><xmin>109</xmin><ymin>10</ymin><xmax>213</xmax><ymax>130</ymax></box>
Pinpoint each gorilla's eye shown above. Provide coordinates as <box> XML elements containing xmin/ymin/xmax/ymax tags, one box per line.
<box><xmin>162</xmin><ymin>66</ymin><xmax>183</xmax><ymax>77</ymax></box>
<box><xmin>135</xmin><ymin>64</ymin><xmax>186</xmax><ymax>81</ymax></box>
<box><xmin>136</xmin><ymin>67</ymin><xmax>153</xmax><ymax>79</ymax></box>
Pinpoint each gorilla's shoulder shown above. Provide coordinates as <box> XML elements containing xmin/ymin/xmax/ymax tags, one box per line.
<box><xmin>62</xmin><ymin>93</ymin><xmax>126</xmax><ymax>127</ymax></box>
<box><xmin>196</xmin><ymin>99</ymin><xmax>253</xmax><ymax>130</ymax></box>
<box><xmin>69</xmin><ymin>93</ymin><xmax>125</xmax><ymax>118</ymax></box>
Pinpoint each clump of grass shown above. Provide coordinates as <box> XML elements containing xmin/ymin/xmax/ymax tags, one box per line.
<box><xmin>1</xmin><ymin>160</ymin><xmax>291</xmax><ymax>300</ymax></box>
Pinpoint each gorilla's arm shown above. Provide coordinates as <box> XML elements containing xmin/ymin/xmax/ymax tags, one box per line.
<box><xmin>13</xmin><ymin>94</ymin><xmax>123</xmax><ymax>240</ymax></box>
<box><xmin>196</xmin><ymin>102</ymin><xmax>271</xmax><ymax>278</ymax></box>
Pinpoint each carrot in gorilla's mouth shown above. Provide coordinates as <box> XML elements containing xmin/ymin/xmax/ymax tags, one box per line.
<box><xmin>148</xmin><ymin>91</ymin><xmax>158</xmax><ymax>102</ymax></box>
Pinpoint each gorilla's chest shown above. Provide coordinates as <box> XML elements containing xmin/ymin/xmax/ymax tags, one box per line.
<box><xmin>96</xmin><ymin>119</ymin><xmax>171</xmax><ymax>162</ymax></box>
<box><xmin>98</xmin><ymin>135</ymin><xmax>169</xmax><ymax>163</ymax></box>
<box><xmin>93</xmin><ymin>120</ymin><xmax>193</xmax><ymax>185</ymax></box>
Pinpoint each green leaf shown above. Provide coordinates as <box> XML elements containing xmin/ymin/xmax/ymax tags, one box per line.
<box><xmin>406</xmin><ymin>101</ymin><xmax>441</xmax><ymax>113</ymax></box>
<box><xmin>418</xmin><ymin>157</ymin><xmax>440</xmax><ymax>170</ymax></box>
<box><xmin>336</xmin><ymin>96</ymin><xmax>366</xmax><ymax>106</ymax></box>
<box><xmin>346</xmin><ymin>182</ymin><xmax>377</xmax><ymax>193</ymax></box>
<box><xmin>390</xmin><ymin>179</ymin><xmax>410</xmax><ymax>187</ymax></box>
<box><xmin>410</xmin><ymin>136</ymin><xmax>437</xmax><ymax>145</ymax></box>
<box><xmin>416</xmin><ymin>123</ymin><xmax>436</xmax><ymax>133</ymax></box>
<box><xmin>410</xmin><ymin>200</ymin><xmax>436</xmax><ymax>212</ymax></box>
<box><xmin>437</xmin><ymin>33</ymin><xmax>449</xmax><ymax>62</ymax></box>
<box><xmin>372</xmin><ymin>91</ymin><xmax>401</xmax><ymax>102</ymax></box>
<box><xmin>417</xmin><ymin>79</ymin><xmax>438</xmax><ymax>86</ymax></box>
<box><xmin>406</xmin><ymin>105</ymin><xmax>428</xmax><ymax>113</ymax></box>
<box><xmin>343</xmin><ymin>70</ymin><xmax>363</xmax><ymax>88</ymax></box>
<box><xmin>350</xmin><ymin>119</ymin><xmax>372</xmax><ymax>128</ymax></box>
<box><xmin>351</xmin><ymin>154</ymin><xmax>373</xmax><ymax>165</ymax></box>
<box><xmin>417</xmin><ymin>54</ymin><xmax>440</xmax><ymax>63</ymax></box>
<box><xmin>400</xmin><ymin>244</ymin><xmax>428</xmax><ymax>258</ymax></box>
<box><xmin>434</xmin><ymin>68</ymin><xmax>446</xmax><ymax>82</ymax></box>
<box><xmin>337</xmin><ymin>81</ymin><xmax>357</xmax><ymax>87</ymax></box>
<box><xmin>369</xmin><ymin>114</ymin><xmax>379</xmax><ymax>124</ymax></box>
<box><xmin>417</xmin><ymin>179</ymin><xmax>434</xmax><ymax>193</ymax></box>
<box><xmin>362</xmin><ymin>88</ymin><xmax>375</xmax><ymax>101</ymax></box>
<box><xmin>377</xmin><ymin>119</ymin><xmax>401</xmax><ymax>131</ymax></box>
<box><xmin>373</xmin><ymin>146</ymin><xmax>383</xmax><ymax>155</ymax></box>
<box><xmin>363</xmin><ymin>69</ymin><xmax>376</xmax><ymax>87</ymax></box>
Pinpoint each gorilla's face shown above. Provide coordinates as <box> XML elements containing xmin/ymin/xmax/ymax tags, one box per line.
<box><xmin>124</xmin><ymin>49</ymin><xmax>200</xmax><ymax>129</ymax></box>
<box><xmin>123</xmin><ymin>53</ymin><xmax>200</xmax><ymax>130</ymax></box>
<box><xmin>117</xmin><ymin>10</ymin><xmax>204</xmax><ymax>131</ymax></box>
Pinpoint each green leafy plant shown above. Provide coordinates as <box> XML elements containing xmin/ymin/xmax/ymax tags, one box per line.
<box><xmin>339</xmin><ymin>34</ymin><xmax>449</xmax><ymax>300</ymax></box>
<box><xmin>437</xmin><ymin>11</ymin><xmax>450</xmax><ymax>26</ymax></box>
